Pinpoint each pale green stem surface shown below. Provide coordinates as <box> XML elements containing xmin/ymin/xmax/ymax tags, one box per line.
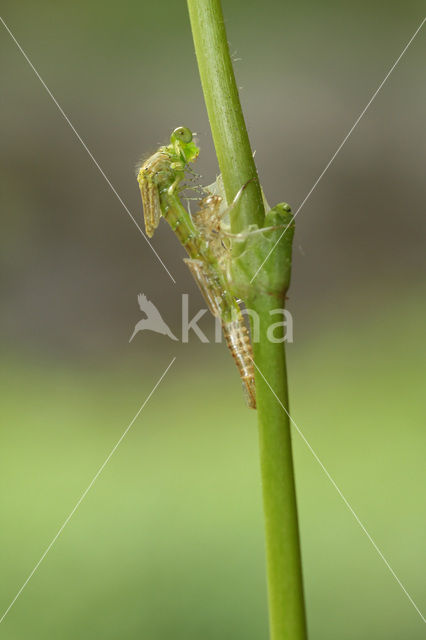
<box><xmin>186</xmin><ymin>1</ymin><xmax>307</xmax><ymax>639</ymax></box>
<box><xmin>186</xmin><ymin>0</ymin><xmax>264</xmax><ymax>233</ymax></box>
<box><xmin>252</xmin><ymin>295</ymin><xmax>307</xmax><ymax>640</ymax></box>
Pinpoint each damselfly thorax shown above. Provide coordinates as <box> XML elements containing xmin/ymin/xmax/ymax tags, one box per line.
<box><xmin>193</xmin><ymin>193</ymin><xmax>231</xmax><ymax>267</ymax></box>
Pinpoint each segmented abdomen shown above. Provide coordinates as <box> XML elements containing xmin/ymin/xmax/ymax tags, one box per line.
<box><xmin>222</xmin><ymin>318</ymin><xmax>256</xmax><ymax>410</ymax></box>
<box><xmin>184</xmin><ymin>257</ymin><xmax>256</xmax><ymax>409</ymax></box>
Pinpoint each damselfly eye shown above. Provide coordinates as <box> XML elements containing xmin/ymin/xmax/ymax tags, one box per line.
<box><xmin>172</xmin><ymin>126</ymin><xmax>192</xmax><ymax>143</ymax></box>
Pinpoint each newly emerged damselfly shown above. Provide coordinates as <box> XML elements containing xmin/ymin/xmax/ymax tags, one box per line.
<box><xmin>137</xmin><ymin>127</ymin><xmax>256</xmax><ymax>408</ymax></box>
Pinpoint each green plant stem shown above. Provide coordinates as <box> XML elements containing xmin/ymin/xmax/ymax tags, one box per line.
<box><xmin>187</xmin><ymin>2</ymin><xmax>307</xmax><ymax>639</ymax></box>
<box><xmin>252</xmin><ymin>295</ymin><xmax>307</xmax><ymax>640</ymax></box>
<box><xmin>186</xmin><ymin>0</ymin><xmax>264</xmax><ymax>233</ymax></box>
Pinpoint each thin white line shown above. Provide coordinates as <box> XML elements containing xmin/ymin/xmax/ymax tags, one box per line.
<box><xmin>0</xmin><ymin>16</ymin><xmax>176</xmax><ymax>284</ymax></box>
<box><xmin>251</xmin><ymin>357</ymin><xmax>425</xmax><ymax>622</ymax></box>
<box><xmin>250</xmin><ymin>16</ymin><xmax>426</xmax><ymax>284</ymax></box>
<box><xmin>0</xmin><ymin>357</ymin><xmax>176</xmax><ymax>625</ymax></box>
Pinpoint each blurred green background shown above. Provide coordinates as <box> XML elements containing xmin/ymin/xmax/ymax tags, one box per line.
<box><xmin>1</xmin><ymin>0</ymin><xmax>425</xmax><ymax>638</ymax></box>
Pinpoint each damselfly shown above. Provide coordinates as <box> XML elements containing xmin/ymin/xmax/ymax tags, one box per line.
<box><xmin>137</xmin><ymin>128</ymin><xmax>256</xmax><ymax>408</ymax></box>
